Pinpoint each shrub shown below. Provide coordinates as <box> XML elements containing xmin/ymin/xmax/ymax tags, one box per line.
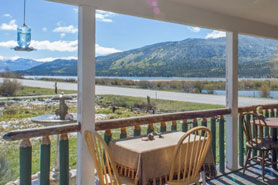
<box><xmin>204</xmin><ymin>84</ymin><xmax>214</xmax><ymax>94</ymax></box>
<box><xmin>0</xmin><ymin>79</ymin><xmax>21</xmax><ymax>96</ymax></box>
<box><xmin>260</xmin><ymin>84</ymin><xmax>270</xmax><ymax>98</ymax></box>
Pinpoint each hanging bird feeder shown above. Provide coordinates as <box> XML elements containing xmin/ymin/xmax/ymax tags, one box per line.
<box><xmin>14</xmin><ymin>0</ymin><xmax>34</xmax><ymax>51</ymax></box>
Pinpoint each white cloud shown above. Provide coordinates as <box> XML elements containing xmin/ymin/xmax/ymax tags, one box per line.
<box><xmin>35</xmin><ymin>56</ymin><xmax>77</xmax><ymax>62</ymax></box>
<box><xmin>205</xmin><ymin>30</ymin><xmax>226</xmax><ymax>39</ymax></box>
<box><xmin>0</xmin><ymin>40</ymin><xmax>17</xmax><ymax>47</ymax></box>
<box><xmin>0</xmin><ymin>40</ymin><xmax>77</xmax><ymax>52</ymax></box>
<box><xmin>31</xmin><ymin>40</ymin><xmax>78</xmax><ymax>52</ymax></box>
<box><xmin>53</xmin><ymin>25</ymin><xmax>77</xmax><ymax>34</ymax></box>
<box><xmin>0</xmin><ymin>56</ymin><xmax>20</xmax><ymax>61</ymax></box>
<box><xmin>73</xmin><ymin>8</ymin><xmax>78</xmax><ymax>13</ymax></box>
<box><xmin>3</xmin><ymin>14</ymin><xmax>12</xmax><ymax>18</ymax></box>
<box><xmin>96</xmin><ymin>44</ymin><xmax>121</xmax><ymax>55</ymax></box>
<box><xmin>0</xmin><ymin>39</ymin><xmax>121</xmax><ymax>55</ymax></box>
<box><xmin>0</xmin><ymin>19</ymin><xmax>17</xmax><ymax>31</ymax></box>
<box><xmin>96</xmin><ymin>10</ymin><xmax>116</xmax><ymax>22</ymax></box>
<box><xmin>60</xmin><ymin>33</ymin><xmax>66</xmax><ymax>38</ymax></box>
<box><xmin>188</xmin><ymin>26</ymin><xmax>201</xmax><ymax>33</ymax></box>
<box><xmin>42</xmin><ymin>27</ymin><xmax>47</xmax><ymax>32</ymax></box>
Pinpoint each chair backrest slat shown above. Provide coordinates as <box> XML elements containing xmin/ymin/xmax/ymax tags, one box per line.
<box><xmin>169</xmin><ymin>126</ymin><xmax>212</xmax><ymax>184</ymax></box>
<box><xmin>242</xmin><ymin>112</ymin><xmax>272</xmax><ymax>149</ymax></box>
<box><xmin>85</xmin><ymin>130</ymin><xmax>122</xmax><ymax>185</ymax></box>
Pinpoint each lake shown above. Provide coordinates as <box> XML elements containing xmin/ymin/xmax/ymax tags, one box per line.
<box><xmin>24</xmin><ymin>75</ymin><xmax>275</xmax><ymax>82</ymax></box>
<box><xmin>24</xmin><ymin>75</ymin><xmax>226</xmax><ymax>81</ymax></box>
<box><xmin>202</xmin><ymin>90</ymin><xmax>278</xmax><ymax>99</ymax></box>
<box><xmin>24</xmin><ymin>75</ymin><xmax>278</xmax><ymax>98</ymax></box>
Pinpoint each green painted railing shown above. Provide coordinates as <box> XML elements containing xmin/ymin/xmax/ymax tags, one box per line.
<box><xmin>40</xmin><ymin>136</ymin><xmax>51</xmax><ymax>185</ymax></box>
<box><xmin>3</xmin><ymin>123</ymin><xmax>80</xmax><ymax>185</ymax></box>
<box><xmin>4</xmin><ymin>104</ymin><xmax>278</xmax><ymax>184</ymax></box>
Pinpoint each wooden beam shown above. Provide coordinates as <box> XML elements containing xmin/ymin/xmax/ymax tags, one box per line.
<box><xmin>95</xmin><ymin>108</ymin><xmax>231</xmax><ymax>130</ymax></box>
<box><xmin>225</xmin><ymin>32</ymin><xmax>238</xmax><ymax>170</ymax></box>
<box><xmin>2</xmin><ymin>123</ymin><xmax>80</xmax><ymax>141</ymax></box>
<box><xmin>238</xmin><ymin>103</ymin><xmax>278</xmax><ymax>113</ymax></box>
<box><xmin>47</xmin><ymin>0</ymin><xmax>278</xmax><ymax>39</ymax></box>
<box><xmin>76</xmin><ymin>5</ymin><xmax>96</xmax><ymax>185</ymax></box>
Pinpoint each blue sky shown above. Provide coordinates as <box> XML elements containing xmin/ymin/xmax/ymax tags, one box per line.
<box><xmin>0</xmin><ymin>0</ymin><xmax>225</xmax><ymax>62</ymax></box>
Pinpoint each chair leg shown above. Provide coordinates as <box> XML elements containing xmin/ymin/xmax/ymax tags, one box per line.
<box><xmin>243</xmin><ymin>147</ymin><xmax>251</xmax><ymax>174</ymax></box>
<box><xmin>201</xmin><ymin>171</ymin><xmax>206</xmax><ymax>185</ymax></box>
<box><xmin>261</xmin><ymin>151</ymin><xmax>265</xmax><ymax>181</ymax></box>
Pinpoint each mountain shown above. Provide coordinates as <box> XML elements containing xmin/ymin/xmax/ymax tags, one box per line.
<box><xmin>0</xmin><ymin>58</ymin><xmax>43</xmax><ymax>72</ymax></box>
<box><xmin>19</xmin><ymin>35</ymin><xmax>277</xmax><ymax>77</ymax></box>
<box><xmin>22</xmin><ymin>59</ymin><xmax>77</xmax><ymax>76</ymax></box>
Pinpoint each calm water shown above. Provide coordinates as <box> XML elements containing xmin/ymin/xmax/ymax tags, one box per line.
<box><xmin>202</xmin><ymin>90</ymin><xmax>278</xmax><ymax>98</ymax></box>
<box><xmin>24</xmin><ymin>75</ymin><xmax>226</xmax><ymax>81</ymax></box>
<box><xmin>24</xmin><ymin>75</ymin><xmax>278</xmax><ymax>98</ymax></box>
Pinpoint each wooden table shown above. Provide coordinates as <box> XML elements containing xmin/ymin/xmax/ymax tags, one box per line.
<box><xmin>253</xmin><ymin>117</ymin><xmax>278</xmax><ymax>169</ymax></box>
<box><xmin>109</xmin><ymin>132</ymin><xmax>216</xmax><ymax>185</ymax></box>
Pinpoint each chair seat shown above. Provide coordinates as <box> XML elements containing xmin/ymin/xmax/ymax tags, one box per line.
<box><xmin>246</xmin><ymin>138</ymin><xmax>278</xmax><ymax>150</ymax></box>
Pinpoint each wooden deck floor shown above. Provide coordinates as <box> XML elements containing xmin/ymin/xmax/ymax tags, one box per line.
<box><xmin>208</xmin><ymin>165</ymin><xmax>278</xmax><ymax>185</ymax></box>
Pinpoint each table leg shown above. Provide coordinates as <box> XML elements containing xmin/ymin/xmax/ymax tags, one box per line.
<box><xmin>272</xmin><ymin>128</ymin><xmax>277</xmax><ymax>170</ymax></box>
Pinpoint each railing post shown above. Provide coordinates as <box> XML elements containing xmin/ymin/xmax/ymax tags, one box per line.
<box><xmin>265</xmin><ymin>109</ymin><xmax>269</xmax><ymax>138</ymax></box>
<box><xmin>147</xmin><ymin>123</ymin><xmax>154</xmax><ymax>134</ymax></box>
<box><xmin>160</xmin><ymin>122</ymin><xmax>166</xmax><ymax>132</ymax></box>
<box><xmin>238</xmin><ymin>113</ymin><xmax>244</xmax><ymax>167</ymax></box>
<box><xmin>219</xmin><ymin>115</ymin><xmax>225</xmax><ymax>173</ymax></box>
<box><xmin>134</xmin><ymin>125</ymin><xmax>141</xmax><ymax>136</ymax></box>
<box><xmin>60</xmin><ymin>133</ymin><xmax>69</xmax><ymax>185</ymax></box>
<box><xmin>210</xmin><ymin>116</ymin><xmax>216</xmax><ymax>161</ymax></box>
<box><xmin>40</xmin><ymin>136</ymin><xmax>51</xmax><ymax>185</ymax></box>
<box><xmin>120</xmin><ymin>128</ymin><xmax>127</xmax><ymax>138</ymax></box>
<box><xmin>193</xmin><ymin>118</ymin><xmax>198</xmax><ymax>127</ymax></box>
<box><xmin>273</xmin><ymin>108</ymin><xmax>278</xmax><ymax>169</ymax></box>
<box><xmin>182</xmin><ymin>119</ymin><xmax>188</xmax><ymax>132</ymax></box>
<box><xmin>171</xmin><ymin>120</ymin><xmax>177</xmax><ymax>131</ymax></box>
<box><xmin>201</xmin><ymin>117</ymin><xmax>207</xmax><ymax>127</ymax></box>
<box><xmin>225</xmin><ymin>31</ymin><xmax>238</xmax><ymax>170</ymax></box>
<box><xmin>104</xmin><ymin>129</ymin><xmax>112</xmax><ymax>144</ymax></box>
<box><xmin>20</xmin><ymin>138</ymin><xmax>32</xmax><ymax>185</ymax></box>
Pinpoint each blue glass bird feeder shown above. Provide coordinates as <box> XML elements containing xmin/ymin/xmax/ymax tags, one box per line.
<box><xmin>13</xmin><ymin>0</ymin><xmax>34</xmax><ymax>51</ymax></box>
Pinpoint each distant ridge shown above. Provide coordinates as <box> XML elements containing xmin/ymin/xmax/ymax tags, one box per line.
<box><xmin>0</xmin><ymin>58</ymin><xmax>43</xmax><ymax>72</ymax></box>
<box><xmin>15</xmin><ymin>35</ymin><xmax>276</xmax><ymax>77</ymax></box>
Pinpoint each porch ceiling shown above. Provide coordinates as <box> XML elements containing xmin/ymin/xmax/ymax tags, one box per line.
<box><xmin>170</xmin><ymin>0</ymin><xmax>278</xmax><ymax>27</ymax></box>
<box><xmin>48</xmin><ymin>0</ymin><xmax>278</xmax><ymax>39</ymax></box>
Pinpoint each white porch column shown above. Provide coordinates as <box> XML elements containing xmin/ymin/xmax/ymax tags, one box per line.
<box><xmin>76</xmin><ymin>6</ymin><xmax>96</xmax><ymax>185</ymax></box>
<box><xmin>225</xmin><ymin>31</ymin><xmax>238</xmax><ymax>170</ymax></box>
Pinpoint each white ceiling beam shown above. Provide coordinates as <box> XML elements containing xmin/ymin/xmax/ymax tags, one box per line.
<box><xmin>47</xmin><ymin>0</ymin><xmax>278</xmax><ymax>39</ymax></box>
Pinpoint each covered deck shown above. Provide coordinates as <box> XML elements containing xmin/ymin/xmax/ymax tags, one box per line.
<box><xmin>3</xmin><ymin>0</ymin><xmax>278</xmax><ymax>184</ymax></box>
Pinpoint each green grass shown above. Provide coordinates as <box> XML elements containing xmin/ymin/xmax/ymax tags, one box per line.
<box><xmin>98</xmin><ymin>95</ymin><xmax>224</xmax><ymax>112</ymax></box>
<box><xmin>15</xmin><ymin>86</ymin><xmax>76</xmax><ymax>97</ymax></box>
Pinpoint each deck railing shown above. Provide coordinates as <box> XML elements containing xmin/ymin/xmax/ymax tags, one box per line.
<box><xmin>238</xmin><ymin>103</ymin><xmax>278</xmax><ymax>170</ymax></box>
<box><xmin>3</xmin><ymin>103</ymin><xmax>278</xmax><ymax>184</ymax></box>
<box><xmin>3</xmin><ymin>123</ymin><xmax>80</xmax><ymax>185</ymax></box>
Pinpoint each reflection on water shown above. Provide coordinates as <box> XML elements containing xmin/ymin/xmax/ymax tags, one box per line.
<box><xmin>202</xmin><ymin>90</ymin><xmax>278</xmax><ymax>98</ymax></box>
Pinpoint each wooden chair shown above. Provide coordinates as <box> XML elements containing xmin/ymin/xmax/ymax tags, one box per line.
<box><xmin>242</xmin><ymin>112</ymin><xmax>278</xmax><ymax>181</ymax></box>
<box><xmin>84</xmin><ymin>130</ymin><xmax>135</xmax><ymax>185</ymax></box>
<box><xmin>168</xmin><ymin>126</ymin><xmax>212</xmax><ymax>185</ymax></box>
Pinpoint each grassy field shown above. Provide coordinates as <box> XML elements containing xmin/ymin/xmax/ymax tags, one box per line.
<box><xmin>0</xmin><ymin>94</ymin><xmax>224</xmax><ymax>184</ymax></box>
<box><xmin>15</xmin><ymin>86</ymin><xmax>77</xmax><ymax>96</ymax></box>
